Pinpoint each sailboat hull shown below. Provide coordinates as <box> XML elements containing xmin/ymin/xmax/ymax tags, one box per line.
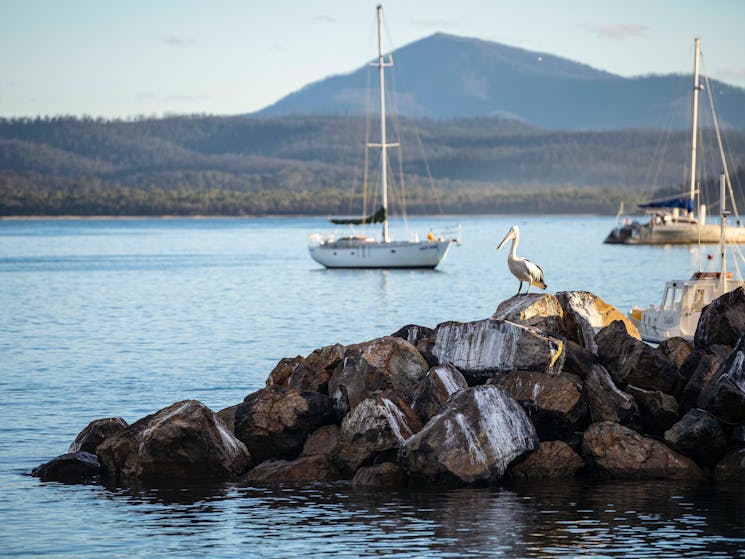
<box><xmin>309</xmin><ymin>239</ymin><xmax>452</xmax><ymax>269</ymax></box>
<box><xmin>605</xmin><ymin>222</ymin><xmax>745</xmax><ymax>245</ymax></box>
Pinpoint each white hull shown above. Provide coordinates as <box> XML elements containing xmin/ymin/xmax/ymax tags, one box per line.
<box><xmin>606</xmin><ymin>221</ymin><xmax>745</xmax><ymax>245</ymax></box>
<box><xmin>309</xmin><ymin>238</ymin><xmax>452</xmax><ymax>269</ymax></box>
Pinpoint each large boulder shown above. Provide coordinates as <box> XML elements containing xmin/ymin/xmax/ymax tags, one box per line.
<box><xmin>391</xmin><ymin>324</ymin><xmax>433</xmax><ymax>347</ymax></box>
<box><xmin>288</xmin><ymin>344</ymin><xmax>344</xmax><ymax>394</ymax></box>
<box><xmin>582</xmin><ymin>421</ymin><xmax>704</xmax><ymax>480</ymax></box>
<box><xmin>562</xmin><ymin>340</ymin><xmax>598</xmax><ymax>379</ymax></box>
<box><xmin>68</xmin><ymin>417</ymin><xmax>128</xmax><ymax>454</ymax></box>
<box><xmin>265</xmin><ymin>356</ymin><xmax>304</xmax><ymax>388</ymax></box>
<box><xmin>234</xmin><ymin>386</ymin><xmax>333</xmax><ymax>464</ymax></box>
<box><xmin>694</xmin><ymin>287</ymin><xmax>745</xmax><ymax>349</ymax></box>
<box><xmin>328</xmin><ymin>337</ymin><xmax>428</xmax><ymax>417</ymax></box>
<box><xmin>714</xmin><ymin>448</ymin><xmax>745</xmax><ymax>481</ymax></box>
<box><xmin>584</xmin><ymin>364</ymin><xmax>640</xmax><ymax>428</ymax></box>
<box><xmin>300</xmin><ymin>424</ymin><xmax>340</xmax><ymax>458</ymax></box>
<box><xmin>335</xmin><ymin>395</ymin><xmax>422</xmax><ymax>475</ymax></box>
<box><xmin>697</xmin><ymin>338</ymin><xmax>745</xmax><ymax>423</ymax></box>
<box><xmin>624</xmin><ymin>385</ymin><xmax>679</xmax><ymax>437</ymax></box>
<box><xmin>556</xmin><ymin>291</ymin><xmax>640</xmax><ymax>352</ymax></box>
<box><xmin>97</xmin><ymin>400</ymin><xmax>251</xmax><ymax>482</ymax></box>
<box><xmin>421</xmin><ymin>319</ymin><xmax>565</xmax><ymax>384</ymax></box>
<box><xmin>657</xmin><ymin>337</ymin><xmax>694</xmax><ymax>371</ymax></box>
<box><xmin>242</xmin><ymin>455</ymin><xmax>341</xmax><ymax>484</ymax></box>
<box><xmin>32</xmin><ymin>451</ymin><xmax>101</xmax><ymax>483</ymax></box>
<box><xmin>595</xmin><ymin>321</ymin><xmax>677</xmax><ymax>393</ymax></box>
<box><xmin>663</xmin><ymin>409</ymin><xmax>727</xmax><ymax>466</ymax></box>
<box><xmin>491</xmin><ymin>293</ymin><xmax>565</xmax><ymax>336</ymax></box>
<box><xmin>493</xmin><ymin>371</ymin><xmax>588</xmax><ymax>440</ymax></box>
<box><xmin>679</xmin><ymin>346</ymin><xmax>732</xmax><ymax>412</ymax></box>
<box><xmin>410</xmin><ymin>363</ymin><xmax>468</xmax><ymax>423</ymax></box>
<box><xmin>507</xmin><ymin>441</ymin><xmax>584</xmax><ymax>480</ymax></box>
<box><xmin>216</xmin><ymin>404</ymin><xmax>240</xmax><ymax>433</ymax></box>
<box><xmin>399</xmin><ymin>385</ymin><xmax>538</xmax><ymax>484</ymax></box>
<box><xmin>352</xmin><ymin>462</ymin><xmax>407</xmax><ymax>489</ymax></box>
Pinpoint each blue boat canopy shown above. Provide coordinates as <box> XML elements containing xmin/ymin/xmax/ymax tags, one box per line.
<box><xmin>638</xmin><ymin>196</ymin><xmax>694</xmax><ymax>213</ymax></box>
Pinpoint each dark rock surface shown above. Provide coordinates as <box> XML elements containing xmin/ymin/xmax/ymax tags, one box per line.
<box><xmin>491</xmin><ymin>293</ymin><xmax>565</xmax><ymax>336</ymax></box>
<box><xmin>657</xmin><ymin>337</ymin><xmax>694</xmax><ymax>371</ymax></box>
<box><xmin>411</xmin><ymin>363</ymin><xmax>468</xmax><ymax>423</ymax></box>
<box><xmin>352</xmin><ymin>462</ymin><xmax>407</xmax><ymax>488</ymax></box>
<box><xmin>625</xmin><ymin>385</ymin><xmax>678</xmax><ymax>437</ymax></box>
<box><xmin>391</xmin><ymin>324</ymin><xmax>433</xmax><ymax>348</ymax></box>
<box><xmin>507</xmin><ymin>441</ymin><xmax>584</xmax><ymax>480</ymax></box>
<box><xmin>694</xmin><ymin>287</ymin><xmax>745</xmax><ymax>349</ymax></box>
<box><xmin>32</xmin><ymin>451</ymin><xmax>101</xmax><ymax>483</ymax></box>
<box><xmin>584</xmin><ymin>364</ymin><xmax>639</xmax><ymax>427</ymax></box>
<box><xmin>68</xmin><ymin>417</ymin><xmax>128</xmax><ymax>454</ymax></box>
<box><xmin>242</xmin><ymin>455</ymin><xmax>341</xmax><ymax>483</ymax></box>
<box><xmin>697</xmin><ymin>338</ymin><xmax>745</xmax><ymax>423</ymax></box>
<box><xmin>266</xmin><ymin>356</ymin><xmax>304</xmax><ymax>388</ymax></box>
<box><xmin>714</xmin><ymin>447</ymin><xmax>745</xmax><ymax>481</ymax></box>
<box><xmin>288</xmin><ymin>344</ymin><xmax>344</xmax><ymax>394</ymax></box>
<box><xmin>663</xmin><ymin>409</ymin><xmax>727</xmax><ymax>466</ymax></box>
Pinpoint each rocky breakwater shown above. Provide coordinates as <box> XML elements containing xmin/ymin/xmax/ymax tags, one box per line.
<box><xmin>32</xmin><ymin>288</ymin><xmax>745</xmax><ymax>487</ymax></box>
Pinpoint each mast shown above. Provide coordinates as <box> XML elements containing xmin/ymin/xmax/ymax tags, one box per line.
<box><xmin>688</xmin><ymin>37</ymin><xmax>702</xmax><ymax>219</ymax></box>
<box><xmin>719</xmin><ymin>173</ymin><xmax>729</xmax><ymax>295</ymax></box>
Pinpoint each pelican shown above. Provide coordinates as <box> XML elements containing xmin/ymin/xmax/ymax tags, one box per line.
<box><xmin>496</xmin><ymin>225</ymin><xmax>547</xmax><ymax>296</ymax></box>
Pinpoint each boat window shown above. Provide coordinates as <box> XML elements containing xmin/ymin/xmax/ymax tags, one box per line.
<box><xmin>692</xmin><ymin>288</ymin><xmax>706</xmax><ymax>311</ymax></box>
<box><xmin>661</xmin><ymin>288</ymin><xmax>671</xmax><ymax>310</ymax></box>
<box><xmin>671</xmin><ymin>287</ymin><xmax>684</xmax><ymax>310</ymax></box>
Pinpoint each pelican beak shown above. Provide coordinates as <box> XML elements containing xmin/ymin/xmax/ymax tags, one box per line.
<box><xmin>496</xmin><ymin>230</ymin><xmax>512</xmax><ymax>251</ymax></box>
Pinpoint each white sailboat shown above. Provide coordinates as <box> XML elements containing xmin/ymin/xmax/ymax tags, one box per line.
<box><xmin>629</xmin><ymin>174</ymin><xmax>745</xmax><ymax>343</ymax></box>
<box><xmin>308</xmin><ymin>5</ymin><xmax>457</xmax><ymax>269</ymax></box>
<box><xmin>605</xmin><ymin>38</ymin><xmax>745</xmax><ymax>245</ymax></box>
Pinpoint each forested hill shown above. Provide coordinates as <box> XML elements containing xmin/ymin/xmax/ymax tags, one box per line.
<box><xmin>258</xmin><ymin>33</ymin><xmax>745</xmax><ymax>131</ymax></box>
<box><xmin>1</xmin><ymin>114</ymin><xmax>744</xmax><ymax>216</ymax></box>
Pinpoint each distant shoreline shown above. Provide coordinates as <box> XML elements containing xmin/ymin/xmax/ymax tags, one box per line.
<box><xmin>0</xmin><ymin>213</ymin><xmax>613</xmax><ymax>221</ymax></box>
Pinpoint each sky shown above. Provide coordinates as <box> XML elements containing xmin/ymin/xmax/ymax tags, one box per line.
<box><xmin>1</xmin><ymin>0</ymin><xmax>744</xmax><ymax>118</ymax></box>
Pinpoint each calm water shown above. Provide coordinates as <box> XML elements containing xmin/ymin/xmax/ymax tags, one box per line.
<box><xmin>1</xmin><ymin>216</ymin><xmax>743</xmax><ymax>558</ymax></box>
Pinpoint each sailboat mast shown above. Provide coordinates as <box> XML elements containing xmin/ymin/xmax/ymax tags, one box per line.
<box><xmin>719</xmin><ymin>173</ymin><xmax>728</xmax><ymax>295</ymax></box>
<box><xmin>376</xmin><ymin>4</ymin><xmax>389</xmax><ymax>243</ymax></box>
<box><xmin>688</xmin><ymin>37</ymin><xmax>702</xmax><ymax>219</ymax></box>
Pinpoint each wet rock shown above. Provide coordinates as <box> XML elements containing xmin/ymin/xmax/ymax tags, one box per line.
<box><xmin>411</xmin><ymin>363</ymin><xmax>468</xmax><ymax>423</ymax></box>
<box><xmin>335</xmin><ymin>395</ymin><xmax>422</xmax><ymax>475</ymax></box>
<box><xmin>68</xmin><ymin>417</ymin><xmax>128</xmax><ymax>454</ymax></box>
<box><xmin>507</xmin><ymin>441</ymin><xmax>584</xmax><ymax>480</ymax></box>
<box><xmin>596</xmin><ymin>321</ymin><xmax>677</xmax><ymax>393</ymax></box>
<box><xmin>697</xmin><ymin>338</ymin><xmax>745</xmax><ymax>423</ymax></box>
<box><xmin>679</xmin><ymin>346</ymin><xmax>732</xmax><ymax>412</ymax></box>
<box><xmin>556</xmin><ymin>291</ymin><xmax>640</xmax><ymax>352</ymax></box>
<box><xmin>584</xmin><ymin>364</ymin><xmax>640</xmax><ymax>428</ymax></box>
<box><xmin>562</xmin><ymin>340</ymin><xmax>598</xmax><ymax>379</ymax></box>
<box><xmin>300</xmin><ymin>424</ymin><xmax>340</xmax><ymax>457</ymax></box>
<box><xmin>288</xmin><ymin>344</ymin><xmax>344</xmax><ymax>394</ymax></box>
<box><xmin>243</xmin><ymin>454</ymin><xmax>341</xmax><ymax>484</ymax></box>
<box><xmin>625</xmin><ymin>385</ymin><xmax>679</xmax><ymax>437</ymax></box>
<box><xmin>329</xmin><ymin>337</ymin><xmax>428</xmax><ymax>418</ymax></box>
<box><xmin>493</xmin><ymin>371</ymin><xmax>588</xmax><ymax>441</ymax></box>
<box><xmin>399</xmin><ymin>385</ymin><xmax>538</xmax><ymax>484</ymax></box>
<box><xmin>216</xmin><ymin>404</ymin><xmax>239</xmax><ymax>433</ymax></box>
<box><xmin>730</xmin><ymin>422</ymin><xmax>745</xmax><ymax>445</ymax></box>
<box><xmin>714</xmin><ymin>448</ymin><xmax>745</xmax><ymax>481</ymax></box>
<box><xmin>664</xmin><ymin>409</ymin><xmax>727</xmax><ymax>466</ymax></box>
<box><xmin>32</xmin><ymin>451</ymin><xmax>101</xmax><ymax>483</ymax></box>
<box><xmin>694</xmin><ymin>286</ymin><xmax>745</xmax><ymax>349</ymax></box>
<box><xmin>391</xmin><ymin>324</ymin><xmax>433</xmax><ymax>347</ymax></box>
<box><xmin>352</xmin><ymin>462</ymin><xmax>407</xmax><ymax>489</ymax></box>
<box><xmin>422</xmin><ymin>319</ymin><xmax>565</xmax><ymax>384</ymax></box>
<box><xmin>266</xmin><ymin>356</ymin><xmax>304</xmax><ymax>388</ymax></box>
<box><xmin>658</xmin><ymin>337</ymin><xmax>694</xmax><ymax>370</ymax></box>
<box><xmin>491</xmin><ymin>293</ymin><xmax>565</xmax><ymax>336</ymax></box>
<box><xmin>234</xmin><ymin>386</ymin><xmax>333</xmax><ymax>464</ymax></box>
<box><xmin>97</xmin><ymin>400</ymin><xmax>251</xmax><ymax>482</ymax></box>
<box><xmin>582</xmin><ymin>421</ymin><xmax>704</xmax><ymax>480</ymax></box>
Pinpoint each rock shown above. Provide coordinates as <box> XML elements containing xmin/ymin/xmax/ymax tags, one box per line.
<box><xmin>556</xmin><ymin>291</ymin><xmax>640</xmax><ymax>352</ymax></box>
<box><xmin>266</xmin><ymin>356</ymin><xmax>304</xmax><ymax>388</ymax></box>
<box><xmin>596</xmin><ymin>321</ymin><xmax>677</xmax><ymax>393</ymax></box>
<box><xmin>582</xmin><ymin>421</ymin><xmax>704</xmax><ymax>480</ymax></box>
<box><xmin>658</xmin><ymin>337</ymin><xmax>694</xmax><ymax>370</ymax></box>
<box><xmin>491</xmin><ymin>293</ymin><xmax>565</xmax><ymax>336</ymax></box>
<box><xmin>411</xmin><ymin>363</ymin><xmax>468</xmax><ymax>423</ymax></box>
<box><xmin>242</xmin><ymin>454</ymin><xmax>341</xmax><ymax>484</ymax></box>
<box><xmin>399</xmin><ymin>385</ymin><xmax>538</xmax><ymax>484</ymax></box>
<box><xmin>679</xmin><ymin>346</ymin><xmax>732</xmax><ymax>412</ymax></box>
<box><xmin>328</xmin><ymin>337</ymin><xmax>428</xmax><ymax>418</ymax></box>
<box><xmin>234</xmin><ymin>386</ymin><xmax>333</xmax><ymax>464</ymax></box>
<box><xmin>493</xmin><ymin>371</ymin><xmax>588</xmax><ymax>440</ymax></box>
<box><xmin>697</xmin><ymin>338</ymin><xmax>745</xmax><ymax>423</ymax></box>
<box><xmin>694</xmin><ymin>286</ymin><xmax>745</xmax><ymax>349</ymax></box>
<box><xmin>216</xmin><ymin>404</ymin><xmax>239</xmax><ymax>433</ymax></box>
<box><xmin>584</xmin><ymin>364</ymin><xmax>640</xmax><ymax>428</ymax></box>
<box><xmin>391</xmin><ymin>324</ymin><xmax>433</xmax><ymax>347</ymax></box>
<box><xmin>507</xmin><ymin>441</ymin><xmax>584</xmax><ymax>480</ymax></box>
<box><xmin>335</xmin><ymin>395</ymin><xmax>422</xmax><ymax>475</ymax></box>
<box><xmin>421</xmin><ymin>319</ymin><xmax>565</xmax><ymax>384</ymax></box>
<box><xmin>300</xmin><ymin>424</ymin><xmax>340</xmax><ymax>457</ymax></box>
<box><xmin>68</xmin><ymin>417</ymin><xmax>128</xmax><ymax>454</ymax></box>
<box><xmin>625</xmin><ymin>385</ymin><xmax>679</xmax><ymax>437</ymax></box>
<box><xmin>288</xmin><ymin>344</ymin><xmax>344</xmax><ymax>394</ymax></box>
<box><xmin>664</xmin><ymin>409</ymin><xmax>727</xmax><ymax>466</ymax></box>
<box><xmin>352</xmin><ymin>462</ymin><xmax>407</xmax><ymax>489</ymax></box>
<box><xmin>562</xmin><ymin>340</ymin><xmax>598</xmax><ymax>379</ymax></box>
<box><xmin>730</xmin><ymin>422</ymin><xmax>745</xmax><ymax>445</ymax></box>
<box><xmin>714</xmin><ymin>448</ymin><xmax>745</xmax><ymax>481</ymax></box>
<box><xmin>97</xmin><ymin>400</ymin><xmax>251</xmax><ymax>482</ymax></box>
<box><xmin>32</xmin><ymin>451</ymin><xmax>101</xmax><ymax>483</ymax></box>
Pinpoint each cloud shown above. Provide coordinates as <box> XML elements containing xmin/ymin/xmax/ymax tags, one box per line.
<box><xmin>162</xmin><ymin>36</ymin><xmax>198</xmax><ymax>47</ymax></box>
<box><xmin>583</xmin><ymin>23</ymin><xmax>649</xmax><ymax>39</ymax></box>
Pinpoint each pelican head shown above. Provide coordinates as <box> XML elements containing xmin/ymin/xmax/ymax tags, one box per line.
<box><xmin>497</xmin><ymin>225</ymin><xmax>519</xmax><ymax>251</ymax></box>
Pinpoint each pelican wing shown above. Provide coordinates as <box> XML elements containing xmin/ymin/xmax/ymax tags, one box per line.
<box><xmin>524</xmin><ymin>259</ymin><xmax>547</xmax><ymax>289</ymax></box>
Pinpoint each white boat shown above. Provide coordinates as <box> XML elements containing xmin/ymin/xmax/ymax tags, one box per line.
<box><xmin>308</xmin><ymin>5</ymin><xmax>457</xmax><ymax>269</ymax></box>
<box><xmin>605</xmin><ymin>38</ymin><xmax>745</xmax><ymax>245</ymax></box>
<box><xmin>629</xmin><ymin>174</ymin><xmax>745</xmax><ymax>343</ymax></box>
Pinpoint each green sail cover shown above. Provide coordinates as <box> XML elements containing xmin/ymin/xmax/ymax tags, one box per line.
<box><xmin>329</xmin><ymin>206</ymin><xmax>386</xmax><ymax>225</ymax></box>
